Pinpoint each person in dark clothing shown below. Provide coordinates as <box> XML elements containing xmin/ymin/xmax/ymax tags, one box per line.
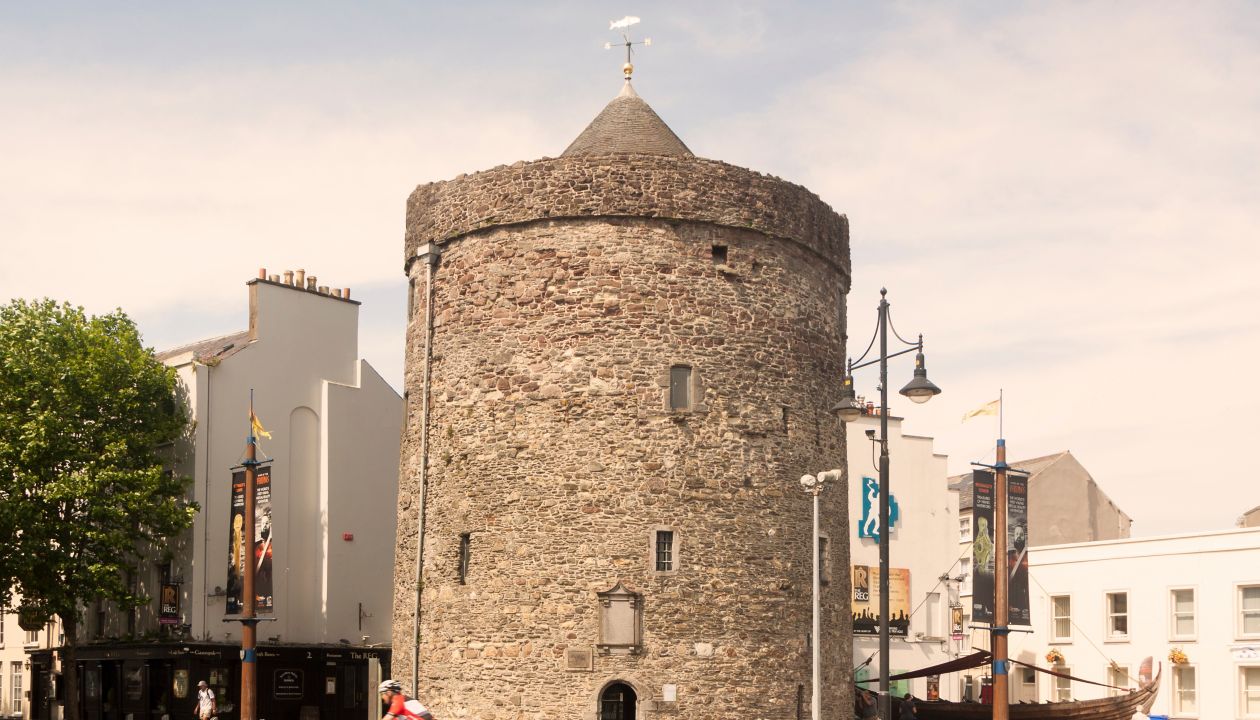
<box><xmin>898</xmin><ymin>693</ymin><xmax>918</xmax><ymax>719</ymax></box>
<box><xmin>856</xmin><ymin>689</ymin><xmax>877</xmax><ymax>719</ymax></box>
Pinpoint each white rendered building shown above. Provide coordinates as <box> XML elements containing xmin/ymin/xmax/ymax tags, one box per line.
<box><xmin>1004</xmin><ymin>527</ymin><xmax>1260</xmax><ymax>719</ymax></box>
<box><xmin>0</xmin><ymin>607</ymin><xmax>62</xmax><ymax>719</ymax></box>
<box><xmin>31</xmin><ymin>270</ymin><xmax>402</xmax><ymax>720</ymax></box>
<box><xmin>845</xmin><ymin>406</ymin><xmax>966</xmax><ymax>701</ymax></box>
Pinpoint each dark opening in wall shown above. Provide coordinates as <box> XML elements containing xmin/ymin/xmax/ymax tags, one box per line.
<box><xmin>458</xmin><ymin>533</ymin><xmax>471</xmax><ymax>585</ymax></box>
<box><xmin>711</xmin><ymin>244</ymin><xmax>728</xmax><ymax>265</ymax></box>
<box><xmin>669</xmin><ymin>365</ymin><xmax>692</xmax><ymax>411</ymax></box>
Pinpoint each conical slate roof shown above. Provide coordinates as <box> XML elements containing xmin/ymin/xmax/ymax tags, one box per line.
<box><xmin>562</xmin><ymin>81</ymin><xmax>693</xmax><ymax>157</ymax></box>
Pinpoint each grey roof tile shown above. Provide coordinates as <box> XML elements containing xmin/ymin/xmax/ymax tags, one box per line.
<box><xmin>562</xmin><ymin>81</ymin><xmax>693</xmax><ymax>158</ymax></box>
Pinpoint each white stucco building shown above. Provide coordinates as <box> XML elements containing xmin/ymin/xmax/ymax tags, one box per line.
<box><xmin>1005</xmin><ymin>527</ymin><xmax>1260</xmax><ymax>719</ymax></box>
<box><xmin>30</xmin><ymin>269</ymin><xmax>402</xmax><ymax>720</ymax></box>
<box><xmin>845</xmin><ymin>405</ymin><xmax>966</xmax><ymax>701</ymax></box>
<box><xmin>0</xmin><ymin>608</ymin><xmax>62</xmax><ymax>719</ymax></box>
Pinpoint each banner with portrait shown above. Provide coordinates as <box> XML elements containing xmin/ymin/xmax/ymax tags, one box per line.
<box><xmin>1007</xmin><ymin>473</ymin><xmax>1031</xmax><ymax>625</ymax></box>
<box><xmin>227</xmin><ymin>464</ymin><xmax>275</xmax><ymax>615</ymax></box>
<box><xmin>970</xmin><ymin>470</ymin><xmax>996</xmax><ymax>622</ymax></box>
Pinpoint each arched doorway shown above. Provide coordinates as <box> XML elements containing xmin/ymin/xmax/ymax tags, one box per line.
<box><xmin>599</xmin><ymin>681</ymin><xmax>637</xmax><ymax>720</ymax></box>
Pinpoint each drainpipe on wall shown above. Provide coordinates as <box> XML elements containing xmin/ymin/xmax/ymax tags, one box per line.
<box><xmin>196</xmin><ymin>360</ymin><xmax>212</xmax><ymax>640</ymax></box>
<box><xmin>411</xmin><ymin>243</ymin><xmax>440</xmax><ymax>696</ymax></box>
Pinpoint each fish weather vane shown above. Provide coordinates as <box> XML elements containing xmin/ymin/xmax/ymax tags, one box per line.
<box><xmin>605</xmin><ymin>16</ymin><xmax>651</xmax><ymax>79</ymax></box>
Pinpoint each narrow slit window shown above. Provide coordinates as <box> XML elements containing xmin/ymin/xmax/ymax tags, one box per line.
<box><xmin>655</xmin><ymin>530</ymin><xmax>674</xmax><ymax>572</ymax></box>
<box><xmin>669</xmin><ymin>366</ymin><xmax>691</xmax><ymax>411</ymax></box>
<box><xmin>711</xmin><ymin>245</ymin><xmax>728</xmax><ymax>265</ymax></box>
<box><xmin>458</xmin><ymin>533</ymin><xmax>471</xmax><ymax>585</ymax></box>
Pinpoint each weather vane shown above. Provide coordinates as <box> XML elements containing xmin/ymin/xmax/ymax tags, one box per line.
<box><xmin>605</xmin><ymin>16</ymin><xmax>651</xmax><ymax>79</ymax></box>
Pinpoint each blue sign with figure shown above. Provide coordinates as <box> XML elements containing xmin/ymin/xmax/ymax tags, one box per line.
<box><xmin>859</xmin><ymin>476</ymin><xmax>899</xmax><ymax>543</ymax></box>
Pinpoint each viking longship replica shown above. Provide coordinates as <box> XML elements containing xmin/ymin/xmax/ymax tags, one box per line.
<box><xmin>861</xmin><ymin>648</ymin><xmax>1161</xmax><ymax>718</ymax></box>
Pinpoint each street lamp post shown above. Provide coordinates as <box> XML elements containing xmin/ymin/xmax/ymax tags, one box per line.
<box><xmin>800</xmin><ymin>470</ymin><xmax>841</xmax><ymax>720</ymax></box>
<box><xmin>833</xmin><ymin>289</ymin><xmax>941</xmax><ymax>720</ymax></box>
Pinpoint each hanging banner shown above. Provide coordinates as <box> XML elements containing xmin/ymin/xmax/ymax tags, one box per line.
<box><xmin>158</xmin><ymin>583</ymin><xmax>180</xmax><ymax>625</ymax></box>
<box><xmin>950</xmin><ymin>604</ymin><xmax>964</xmax><ymax>640</ymax></box>
<box><xmin>1007</xmin><ymin>473</ymin><xmax>1031</xmax><ymax>625</ymax></box>
<box><xmin>971</xmin><ymin>470</ymin><xmax>995</xmax><ymax>622</ymax></box>
<box><xmin>851</xmin><ymin>564</ymin><xmax>911</xmax><ymax>636</ymax></box>
<box><xmin>227</xmin><ymin>464</ymin><xmax>275</xmax><ymax>615</ymax></box>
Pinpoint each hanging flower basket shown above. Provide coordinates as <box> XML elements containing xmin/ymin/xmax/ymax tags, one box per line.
<box><xmin>1168</xmin><ymin>648</ymin><xmax>1189</xmax><ymax>665</ymax></box>
<box><xmin>1045</xmin><ymin>648</ymin><xmax>1065</xmax><ymax>665</ymax></box>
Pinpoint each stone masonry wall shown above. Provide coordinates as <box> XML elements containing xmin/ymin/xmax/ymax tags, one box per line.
<box><xmin>395</xmin><ymin>157</ymin><xmax>853</xmax><ymax>719</ymax></box>
<box><xmin>403</xmin><ymin>154</ymin><xmax>849</xmax><ymax>282</ymax></box>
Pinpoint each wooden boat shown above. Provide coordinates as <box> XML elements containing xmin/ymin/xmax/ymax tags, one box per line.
<box><xmin>861</xmin><ymin>654</ymin><xmax>1161</xmax><ymax>720</ymax></box>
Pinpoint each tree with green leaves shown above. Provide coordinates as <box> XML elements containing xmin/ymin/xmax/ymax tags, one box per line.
<box><xmin>0</xmin><ymin>299</ymin><xmax>196</xmax><ymax>720</ymax></box>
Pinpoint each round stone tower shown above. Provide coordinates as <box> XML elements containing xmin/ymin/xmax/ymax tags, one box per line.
<box><xmin>394</xmin><ymin>78</ymin><xmax>852</xmax><ymax>719</ymax></box>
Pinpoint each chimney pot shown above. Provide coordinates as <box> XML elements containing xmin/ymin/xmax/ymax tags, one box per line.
<box><xmin>343</xmin><ymin>288</ymin><xmax>351</xmax><ymax>300</ymax></box>
<box><xmin>258</xmin><ymin>268</ymin><xmax>267</xmax><ymax>279</ymax></box>
<box><xmin>295</xmin><ymin>269</ymin><xmax>306</xmax><ymax>287</ymax></box>
<box><xmin>333</xmin><ymin>288</ymin><xmax>342</xmax><ymax>298</ymax></box>
<box><xmin>318</xmin><ymin>286</ymin><xmax>329</xmax><ymax>294</ymax></box>
<box><xmin>307</xmin><ymin>276</ymin><xmax>317</xmax><ymax>291</ymax></box>
<box><xmin>269</xmin><ymin>274</ymin><xmax>280</xmax><ymax>283</ymax></box>
<box><xmin>283</xmin><ymin>270</ymin><xmax>294</xmax><ymax>286</ymax></box>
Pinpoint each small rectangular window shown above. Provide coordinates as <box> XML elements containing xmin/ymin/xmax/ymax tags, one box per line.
<box><xmin>1242</xmin><ymin>666</ymin><xmax>1260</xmax><ymax>716</ymax></box>
<box><xmin>1020</xmin><ymin>668</ymin><xmax>1036</xmax><ymax>686</ymax></box>
<box><xmin>959</xmin><ymin>516</ymin><xmax>972</xmax><ymax>543</ymax></box>
<box><xmin>25</xmin><ymin>628</ymin><xmax>38</xmax><ymax>644</ymax></box>
<box><xmin>1107</xmin><ymin>665</ymin><xmax>1129</xmax><ymax>696</ymax></box>
<box><xmin>1241</xmin><ymin>585</ymin><xmax>1260</xmax><ymax>638</ymax></box>
<box><xmin>1106</xmin><ymin>592</ymin><xmax>1128</xmax><ymax>640</ymax></box>
<box><xmin>959</xmin><ymin>558</ymin><xmax>972</xmax><ymax>596</ymax></box>
<box><xmin>1171</xmin><ymin>588</ymin><xmax>1196</xmax><ymax>640</ymax></box>
<box><xmin>711</xmin><ymin>245</ymin><xmax>728</xmax><ymax>265</ymax></box>
<box><xmin>1173</xmin><ymin>665</ymin><xmax>1197</xmax><ymax>715</ymax></box>
<box><xmin>655</xmin><ymin>530</ymin><xmax>674</xmax><ymax>572</ymax></box>
<box><xmin>10</xmin><ymin>662</ymin><xmax>22</xmax><ymax>717</ymax></box>
<box><xmin>458</xmin><ymin>533</ymin><xmax>471</xmax><ymax>585</ymax></box>
<box><xmin>1051</xmin><ymin>595</ymin><xmax>1072</xmax><ymax>641</ymax></box>
<box><xmin>1054</xmin><ymin>668</ymin><xmax>1072</xmax><ymax>702</ymax></box>
<box><xmin>669</xmin><ymin>366</ymin><xmax>691</xmax><ymax>411</ymax></box>
<box><xmin>923</xmin><ymin>592</ymin><xmax>940</xmax><ymax>637</ymax></box>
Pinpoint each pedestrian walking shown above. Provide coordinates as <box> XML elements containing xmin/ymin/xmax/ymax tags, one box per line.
<box><xmin>898</xmin><ymin>693</ymin><xmax>918</xmax><ymax>719</ymax></box>
<box><xmin>194</xmin><ymin>681</ymin><xmax>216</xmax><ymax>720</ymax></box>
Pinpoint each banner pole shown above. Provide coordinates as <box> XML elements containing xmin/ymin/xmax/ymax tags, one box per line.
<box><xmin>993</xmin><ymin>438</ymin><xmax>1009</xmax><ymax>720</ymax></box>
<box><xmin>241</xmin><ymin>392</ymin><xmax>258</xmax><ymax>720</ymax></box>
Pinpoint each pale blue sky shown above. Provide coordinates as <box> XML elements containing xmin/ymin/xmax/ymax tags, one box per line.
<box><xmin>3</xmin><ymin>2</ymin><xmax>1258</xmax><ymax>534</ymax></box>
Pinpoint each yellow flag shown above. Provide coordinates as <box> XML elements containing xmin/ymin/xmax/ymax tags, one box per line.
<box><xmin>961</xmin><ymin>399</ymin><xmax>999</xmax><ymax>423</ymax></box>
<box><xmin>250</xmin><ymin>411</ymin><xmax>272</xmax><ymax>439</ymax></box>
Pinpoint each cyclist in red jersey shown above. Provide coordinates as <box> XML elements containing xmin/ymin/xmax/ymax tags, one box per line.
<box><xmin>378</xmin><ymin>680</ymin><xmax>434</xmax><ymax>720</ymax></box>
